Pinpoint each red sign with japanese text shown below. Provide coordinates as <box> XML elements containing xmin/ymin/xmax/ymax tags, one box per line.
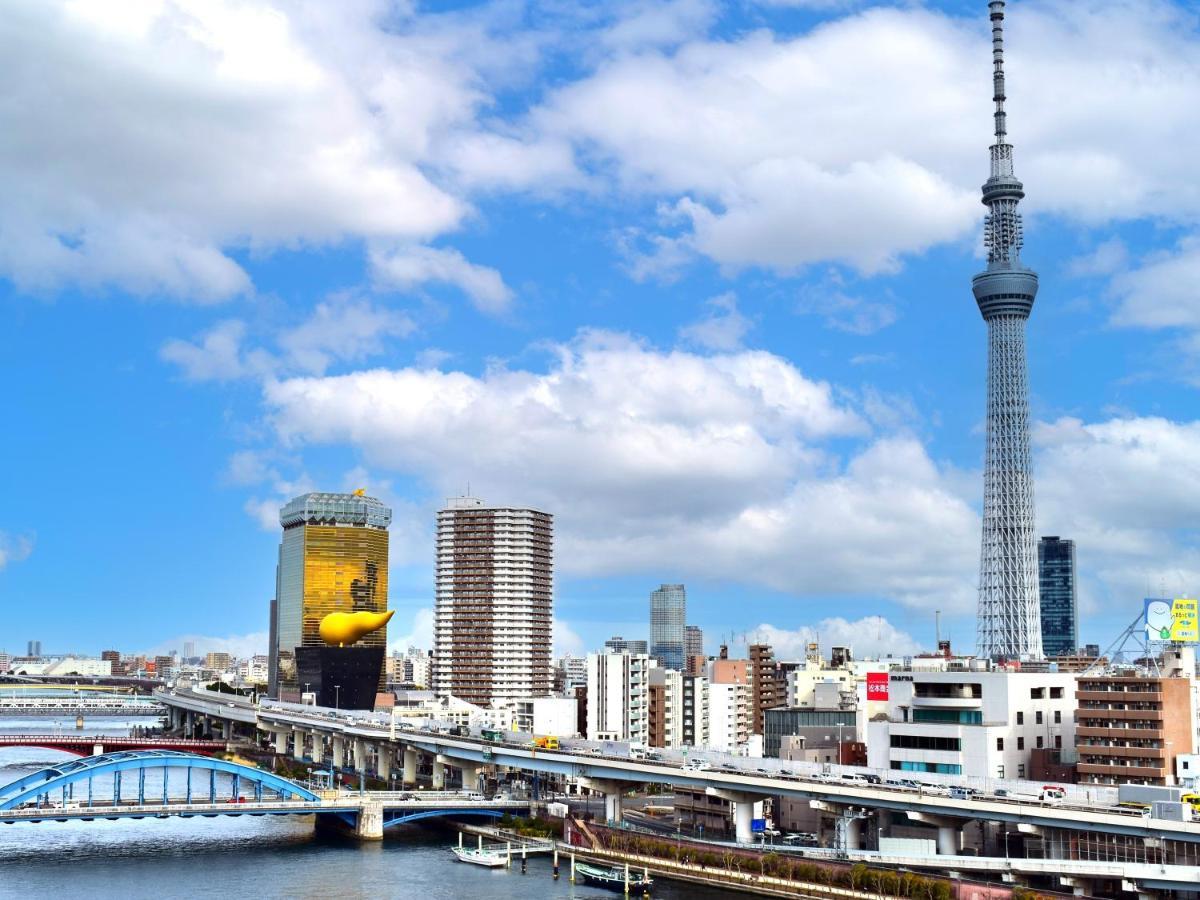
<box><xmin>866</xmin><ymin>672</ymin><xmax>889</xmax><ymax>701</ymax></box>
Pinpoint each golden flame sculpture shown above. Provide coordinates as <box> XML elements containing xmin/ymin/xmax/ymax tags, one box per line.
<box><xmin>318</xmin><ymin>610</ymin><xmax>394</xmax><ymax>646</ymax></box>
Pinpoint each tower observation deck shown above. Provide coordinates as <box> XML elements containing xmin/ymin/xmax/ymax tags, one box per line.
<box><xmin>973</xmin><ymin>0</ymin><xmax>1042</xmax><ymax>660</ymax></box>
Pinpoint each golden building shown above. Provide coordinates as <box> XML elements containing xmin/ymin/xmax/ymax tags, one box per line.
<box><xmin>269</xmin><ymin>491</ymin><xmax>391</xmax><ymax>701</ymax></box>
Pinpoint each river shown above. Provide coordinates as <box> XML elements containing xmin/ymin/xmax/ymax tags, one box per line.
<box><xmin>0</xmin><ymin>718</ymin><xmax>728</xmax><ymax>900</ymax></box>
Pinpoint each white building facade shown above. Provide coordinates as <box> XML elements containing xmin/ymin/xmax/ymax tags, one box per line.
<box><xmin>587</xmin><ymin>652</ymin><xmax>649</xmax><ymax>743</ymax></box>
<box><xmin>866</xmin><ymin>669</ymin><xmax>1078</xmax><ymax>780</ymax></box>
<box><xmin>708</xmin><ymin>681</ymin><xmax>749</xmax><ymax>754</ymax></box>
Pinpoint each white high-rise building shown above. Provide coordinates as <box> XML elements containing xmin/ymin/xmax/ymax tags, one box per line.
<box><xmin>708</xmin><ymin>681</ymin><xmax>750</xmax><ymax>753</ymax></box>
<box><xmin>587</xmin><ymin>652</ymin><xmax>650</xmax><ymax>744</ymax></box>
<box><xmin>433</xmin><ymin>497</ymin><xmax>553</xmax><ymax>706</ymax></box>
<box><xmin>557</xmin><ymin>653</ymin><xmax>588</xmax><ymax>691</ymax></box>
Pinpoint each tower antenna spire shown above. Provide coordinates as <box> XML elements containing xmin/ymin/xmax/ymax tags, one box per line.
<box><xmin>973</xmin><ymin>0</ymin><xmax>1042</xmax><ymax>661</ymax></box>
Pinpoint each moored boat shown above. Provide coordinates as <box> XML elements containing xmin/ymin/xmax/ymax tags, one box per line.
<box><xmin>450</xmin><ymin>845</ymin><xmax>508</xmax><ymax>868</ymax></box>
<box><xmin>575</xmin><ymin>861</ymin><xmax>653</xmax><ymax>894</ymax></box>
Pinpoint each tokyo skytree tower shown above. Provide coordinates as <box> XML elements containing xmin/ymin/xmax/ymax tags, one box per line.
<box><xmin>973</xmin><ymin>0</ymin><xmax>1042</xmax><ymax>660</ymax></box>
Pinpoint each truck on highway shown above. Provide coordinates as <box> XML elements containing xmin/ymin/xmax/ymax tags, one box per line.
<box><xmin>533</xmin><ymin>735</ymin><xmax>560</xmax><ymax>750</ymax></box>
<box><xmin>1119</xmin><ymin>784</ymin><xmax>1185</xmax><ymax>808</ymax></box>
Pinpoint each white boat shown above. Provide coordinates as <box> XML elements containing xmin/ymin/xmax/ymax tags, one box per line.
<box><xmin>450</xmin><ymin>846</ymin><xmax>508</xmax><ymax>868</ymax></box>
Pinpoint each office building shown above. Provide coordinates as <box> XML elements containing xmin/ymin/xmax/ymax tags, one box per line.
<box><xmin>1076</xmin><ymin>672</ymin><xmax>1193</xmax><ymax>785</ymax></box>
<box><xmin>604</xmin><ymin>636</ymin><xmax>648</xmax><ymax>655</ymax></box>
<box><xmin>1038</xmin><ymin>536</ymin><xmax>1077</xmax><ymax>658</ymax></box>
<box><xmin>204</xmin><ymin>652</ymin><xmax>232</xmax><ymax>672</ymax></box>
<box><xmin>649</xmin><ymin>583</ymin><xmax>686</xmax><ymax>670</ymax></box>
<box><xmin>154</xmin><ymin>654</ymin><xmax>175</xmax><ymax>678</ymax></box>
<box><xmin>182</xmin><ymin>641</ymin><xmax>196</xmax><ymax>662</ymax></box>
<box><xmin>865</xmin><ymin>669</ymin><xmax>1077</xmax><ymax>779</ymax></box>
<box><xmin>973</xmin><ymin>0</ymin><xmax>1043</xmax><ymax>659</ymax></box>
<box><xmin>557</xmin><ymin>653</ymin><xmax>587</xmax><ymax>692</ymax></box>
<box><xmin>270</xmin><ymin>491</ymin><xmax>392</xmax><ymax>707</ymax></box>
<box><xmin>586</xmin><ymin>651</ymin><xmax>649</xmax><ymax>744</ymax></box>
<box><xmin>433</xmin><ymin>497</ymin><xmax>553</xmax><ymax>706</ymax></box>
<box><xmin>685</xmin><ymin>625</ymin><xmax>703</xmax><ymax>661</ymax></box>
<box><xmin>101</xmin><ymin>650</ymin><xmax>120</xmax><ymax>666</ymax></box>
<box><xmin>764</xmin><ymin>707</ymin><xmax>857</xmax><ymax>759</ymax></box>
<box><xmin>26</xmin><ymin>640</ymin><xmax>41</xmax><ymax>658</ymax></box>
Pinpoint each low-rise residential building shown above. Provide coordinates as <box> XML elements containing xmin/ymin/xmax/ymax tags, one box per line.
<box><xmin>586</xmin><ymin>651</ymin><xmax>650</xmax><ymax>743</ymax></box>
<box><xmin>866</xmin><ymin>669</ymin><xmax>1078</xmax><ymax>779</ymax></box>
<box><xmin>681</xmin><ymin>673</ymin><xmax>709</xmax><ymax>748</ymax></box>
<box><xmin>649</xmin><ymin>668</ymin><xmax>684</xmax><ymax>748</ymax></box>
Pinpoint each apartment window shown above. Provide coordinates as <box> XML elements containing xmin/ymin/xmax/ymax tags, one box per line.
<box><xmin>1016</xmin><ymin>712</ymin><xmax>1024</xmax><ymax>725</ymax></box>
<box><xmin>996</xmin><ymin>737</ymin><xmax>1004</xmax><ymax>751</ymax></box>
<box><xmin>1050</xmin><ymin>687</ymin><xmax>1063</xmax><ymax>699</ymax></box>
<box><xmin>1017</xmin><ymin>737</ymin><xmax>1025</xmax><ymax>750</ymax></box>
<box><xmin>1017</xmin><ymin>764</ymin><xmax>1026</xmax><ymax>778</ymax></box>
<box><xmin>1030</xmin><ymin>687</ymin><xmax>1045</xmax><ymax>699</ymax></box>
<box><xmin>1036</xmin><ymin>711</ymin><xmax>1043</xmax><ymax>725</ymax></box>
<box><xmin>1036</xmin><ymin>736</ymin><xmax>1044</xmax><ymax>749</ymax></box>
<box><xmin>1053</xmin><ymin>710</ymin><xmax>1061</xmax><ymax>724</ymax></box>
<box><xmin>997</xmin><ymin>765</ymin><xmax>1005</xmax><ymax>779</ymax></box>
<box><xmin>1054</xmin><ymin>735</ymin><xmax>1062</xmax><ymax>750</ymax></box>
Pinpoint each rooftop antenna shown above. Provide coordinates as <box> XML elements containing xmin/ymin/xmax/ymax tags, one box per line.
<box><xmin>935</xmin><ymin>610</ymin><xmax>942</xmax><ymax>646</ymax></box>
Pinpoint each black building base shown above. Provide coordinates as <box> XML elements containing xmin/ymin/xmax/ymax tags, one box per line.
<box><xmin>295</xmin><ymin>646</ymin><xmax>384</xmax><ymax>710</ymax></box>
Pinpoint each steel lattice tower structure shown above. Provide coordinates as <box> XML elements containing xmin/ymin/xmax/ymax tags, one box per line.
<box><xmin>973</xmin><ymin>0</ymin><xmax>1042</xmax><ymax>660</ymax></box>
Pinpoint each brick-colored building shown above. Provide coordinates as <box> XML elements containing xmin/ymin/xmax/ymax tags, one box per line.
<box><xmin>1075</xmin><ymin>674</ymin><xmax>1193</xmax><ymax>785</ymax></box>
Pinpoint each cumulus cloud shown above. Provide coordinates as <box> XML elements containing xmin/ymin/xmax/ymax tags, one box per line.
<box><xmin>150</xmin><ymin>632</ymin><xmax>268</xmax><ymax>659</ymax></box>
<box><xmin>389</xmin><ymin>606</ymin><xmax>435</xmax><ymax>654</ymax></box>
<box><xmin>678</xmin><ymin>292</ymin><xmax>753</xmax><ymax>350</ymax></box>
<box><xmin>260</xmin><ymin>331</ymin><xmax>988</xmax><ymax>611</ymax></box>
<box><xmin>1035</xmin><ymin>416</ymin><xmax>1200</xmax><ymax>610</ymax></box>
<box><xmin>1109</xmin><ymin>236</ymin><xmax>1200</xmax><ymax>330</ymax></box>
<box><xmin>370</xmin><ymin>244</ymin><xmax>514</xmax><ymax>314</ymax></box>
<box><xmin>745</xmin><ymin>617</ymin><xmax>922</xmax><ymax>660</ymax></box>
<box><xmin>0</xmin><ymin>533</ymin><xmax>34</xmax><ymax>571</ymax></box>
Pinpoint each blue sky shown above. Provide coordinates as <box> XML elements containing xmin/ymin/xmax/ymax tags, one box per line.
<box><xmin>2</xmin><ymin>0</ymin><xmax>1199</xmax><ymax>662</ymax></box>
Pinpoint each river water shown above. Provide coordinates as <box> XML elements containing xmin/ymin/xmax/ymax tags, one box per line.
<box><xmin>0</xmin><ymin>718</ymin><xmax>727</xmax><ymax>900</ymax></box>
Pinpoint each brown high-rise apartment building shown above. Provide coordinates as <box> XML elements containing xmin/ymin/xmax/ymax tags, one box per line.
<box><xmin>433</xmin><ymin>497</ymin><xmax>553</xmax><ymax>706</ymax></box>
<box><xmin>1075</xmin><ymin>673</ymin><xmax>1193</xmax><ymax>785</ymax></box>
<box><xmin>749</xmin><ymin>644</ymin><xmax>781</xmax><ymax>735</ymax></box>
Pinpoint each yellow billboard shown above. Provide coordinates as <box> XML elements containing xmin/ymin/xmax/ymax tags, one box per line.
<box><xmin>1144</xmin><ymin>598</ymin><xmax>1199</xmax><ymax>643</ymax></box>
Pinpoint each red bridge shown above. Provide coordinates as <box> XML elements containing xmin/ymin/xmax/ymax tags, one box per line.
<box><xmin>0</xmin><ymin>735</ymin><xmax>230</xmax><ymax>757</ymax></box>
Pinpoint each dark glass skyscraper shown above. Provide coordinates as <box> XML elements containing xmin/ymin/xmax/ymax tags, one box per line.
<box><xmin>1038</xmin><ymin>536</ymin><xmax>1077</xmax><ymax>658</ymax></box>
<box><xmin>650</xmin><ymin>583</ymin><xmax>686</xmax><ymax>671</ymax></box>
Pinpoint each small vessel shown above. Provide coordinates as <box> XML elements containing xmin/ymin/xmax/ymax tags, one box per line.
<box><xmin>450</xmin><ymin>846</ymin><xmax>508</xmax><ymax>868</ymax></box>
<box><xmin>574</xmin><ymin>862</ymin><xmax>653</xmax><ymax>894</ymax></box>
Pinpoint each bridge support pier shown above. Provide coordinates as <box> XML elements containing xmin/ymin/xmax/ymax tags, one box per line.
<box><xmin>292</xmin><ymin>729</ymin><xmax>306</xmax><ymax>762</ymax></box>
<box><xmin>578</xmin><ymin>777</ymin><xmax>626</xmax><ymax>826</ymax></box>
<box><xmin>907</xmin><ymin>811</ymin><xmax>963</xmax><ymax>856</ymax></box>
<box><xmin>220</xmin><ymin>720</ymin><xmax>232</xmax><ymax>741</ymax></box>
<box><xmin>310</xmin><ymin>731</ymin><xmax>323</xmax><ymax>765</ymax></box>
<box><xmin>354</xmin><ymin>802</ymin><xmax>384</xmax><ymax>840</ymax></box>
<box><xmin>459</xmin><ymin>763</ymin><xmax>480</xmax><ymax>791</ymax></box>
<box><xmin>402</xmin><ymin>748</ymin><xmax>417</xmax><ymax>787</ymax></box>
<box><xmin>377</xmin><ymin>747</ymin><xmax>391</xmax><ymax>781</ymax></box>
<box><xmin>273</xmin><ymin>729</ymin><xmax>287</xmax><ymax>755</ymax></box>
<box><xmin>432</xmin><ymin>757</ymin><xmax>445</xmax><ymax>790</ymax></box>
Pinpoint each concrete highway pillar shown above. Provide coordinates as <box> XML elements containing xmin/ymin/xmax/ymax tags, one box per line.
<box><xmin>459</xmin><ymin>763</ymin><xmax>480</xmax><ymax>791</ymax></box>
<box><xmin>605</xmin><ymin>791</ymin><xmax>623</xmax><ymax>824</ymax></box>
<box><xmin>185</xmin><ymin>711</ymin><xmax>195</xmax><ymax>737</ymax></box>
<box><xmin>332</xmin><ymin>737</ymin><xmax>345</xmax><ymax>769</ymax></box>
<box><xmin>432</xmin><ymin>758</ymin><xmax>446</xmax><ymax>790</ymax></box>
<box><xmin>353</xmin><ymin>739</ymin><xmax>367</xmax><ymax>774</ymax></box>
<box><xmin>292</xmin><ymin>729</ymin><xmax>306</xmax><ymax>762</ymax></box>
<box><xmin>845</xmin><ymin>816</ymin><xmax>864</xmax><ymax>851</ymax></box>
<box><xmin>310</xmin><ymin>731</ymin><xmax>324</xmax><ymax>765</ymax></box>
<box><xmin>354</xmin><ymin>801</ymin><xmax>384</xmax><ymax>841</ymax></box>
<box><xmin>273</xmin><ymin>729</ymin><xmax>287</xmax><ymax>754</ymax></box>
<box><xmin>937</xmin><ymin>824</ymin><xmax>960</xmax><ymax>856</ymax></box>
<box><xmin>221</xmin><ymin>720</ymin><xmax>232</xmax><ymax>740</ymax></box>
<box><xmin>377</xmin><ymin>748</ymin><xmax>391</xmax><ymax>781</ymax></box>
<box><xmin>733</xmin><ymin>800</ymin><xmax>754</xmax><ymax>844</ymax></box>
<box><xmin>403</xmin><ymin>748</ymin><xmax>417</xmax><ymax>787</ymax></box>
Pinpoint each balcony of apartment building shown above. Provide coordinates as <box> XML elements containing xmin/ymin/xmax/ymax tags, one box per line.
<box><xmin>1076</xmin><ymin>758</ymin><xmax>1168</xmax><ymax>783</ymax></box>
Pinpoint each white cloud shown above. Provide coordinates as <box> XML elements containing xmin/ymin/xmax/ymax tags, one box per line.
<box><xmin>261</xmin><ymin>331</ymin><xmax>987</xmax><ymax>611</ymax></box>
<box><xmin>1035</xmin><ymin>416</ymin><xmax>1200</xmax><ymax>610</ymax></box>
<box><xmin>554</xmin><ymin>619</ymin><xmax>586</xmax><ymax>657</ymax></box>
<box><xmin>0</xmin><ymin>0</ymin><xmax>492</xmax><ymax>300</ymax></box>
<box><xmin>370</xmin><ymin>244</ymin><xmax>514</xmax><ymax>314</ymax></box>
<box><xmin>745</xmin><ymin>617</ymin><xmax>922</xmax><ymax>660</ymax></box>
<box><xmin>389</xmin><ymin>606</ymin><xmax>434</xmax><ymax>654</ymax></box>
<box><xmin>278</xmin><ymin>296</ymin><xmax>416</xmax><ymax>375</ymax></box>
<box><xmin>678</xmin><ymin>292</ymin><xmax>753</xmax><ymax>350</ymax></box>
<box><xmin>160</xmin><ymin>320</ymin><xmax>273</xmax><ymax>382</ymax></box>
<box><xmin>150</xmin><ymin>631</ymin><xmax>268</xmax><ymax>659</ymax></box>
<box><xmin>525</xmin><ymin>1</ymin><xmax>1200</xmax><ymax>275</ymax></box>
<box><xmin>796</xmin><ymin>286</ymin><xmax>898</xmax><ymax>335</ymax></box>
<box><xmin>0</xmin><ymin>533</ymin><xmax>34</xmax><ymax>570</ymax></box>
<box><xmin>1109</xmin><ymin>236</ymin><xmax>1200</xmax><ymax>330</ymax></box>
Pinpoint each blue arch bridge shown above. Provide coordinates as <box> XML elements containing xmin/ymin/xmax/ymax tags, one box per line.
<box><xmin>0</xmin><ymin>750</ymin><xmax>529</xmax><ymax>840</ymax></box>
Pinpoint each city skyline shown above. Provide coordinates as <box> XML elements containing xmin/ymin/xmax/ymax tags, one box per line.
<box><xmin>3</xmin><ymin>1</ymin><xmax>1200</xmax><ymax>661</ymax></box>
